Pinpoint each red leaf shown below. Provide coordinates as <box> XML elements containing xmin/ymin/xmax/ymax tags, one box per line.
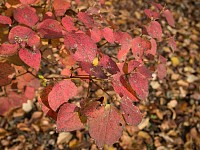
<box><xmin>64</xmin><ymin>32</ymin><xmax>97</xmax><ymax>62</ymax></box>
<box><xmin>144</xmin><ymin>9</ymin><xmax>160</xmax><ymax>19</ymax></box>
<box><xmin>157</xmin><ymin>64</ymin><xmax>166</xmax><ymax>80</ymax></box>
<box><xmin>57</xmin><ymin>103</ymin><xmax>84</xmax><ymax>131</ymax></box>
<box><xmin>8</xmin><ymin>25</ymin><xmax>40</xmax><ymax>48</ymax></box>
<box><xmin>81</xmin><ymin>101</ymin><xmax>102</xmax><ymax>118</ymax></box>
<box><xmin>78</xmin><ymin>12</ymin><xmax>94</xmax><ymax>28</ymax></box>
<box><xmin>132</xmin><ymin>37</ymin><xmax>151</xmax><ymax>60</ymax></box>
<box><xmin>14</xmin><ymin>5</ymin><xmax>39</xmax><ymax>27</ymax></box>
<box><xmin>0</xmin><ymin>92</ymin><xmax>27</xmax><ymax>115</ymax></box>
<box><xmin>88</xmin><ymin>104</ymin><xmax>124</xmax><ymax>147</ymax></box>
<box><xmin>163</xmin><ymin>9</ymin><xmax>175</xmax><ymax>27</ymax></box>
<box><xmin>53</xmin><ymin>0</ymin><xmax>70</xmax><ymax>17</ymax></box>
<box><xmin>137</xmin><ymin>65</ymin><xmax>152</xmax><ymax>79</ymax></box>
<box><xmin>115</xmin><ymin>32</ymin><xmax>132</xmax><ymax>61</ymax></box>
<box><xmin>111</xmin><ymin>73</ymin><xmax>139</xmax><ymax>102</ymax></box>
<box><xmin>146</xmin><ymin>38</ymin><xmax>157</xmax><ymax>55</ymax></box>
<box><xmin>37</xmin><ymin>19</ymin><xmax>63</xmax><ymax>39</ymax></box>
<box><xmin>48</xmin><ymin>80</ymin><xmax>78</xmax><ymax>111</ymax></box>
<box><xmin>126</xmin><ymin>60</ymin><xmax>141</xmax><ymax>73</ymax></box>
<box><xmin>90</xmin><ymin>27</ymin><xmax>102</xmax><ymax>43</ymax></box>
<box><xmin>19</xmin><ymin>0</ymin><xmax>37</xmax><ymax>5</ymax></box>
<box><xmin>19</xmin><ymin>48</ymin><xmax>41</xmax><ymax>71</ymax></box>
<box><xmin>146</xmin><ymin>21</ymin><xmax>162</xmax><ymax>40</ymax></box>
<box><xmin>0</xmin><ymin>43</ymin><xmax>19</xmax><ymax>56</ymax></box>
<box><xmin>0</xmin><ymin>62</ymin><xmax>15</xmax><ymax>86</ymax></box>
<box><xmin>129</xmin><ymin>72</ymin><xmax>149</xmax><ymax>100</ymax></box>
<box><xmin>102</xmin><ymin>27</ymin><xmax>114</xmax><ymax>44</ymax></box>
<box><xmin>62</xmin><ymin>16</ymin><xmax>77</xmax><ymax>32</ymax></box>
<box><xmin>168</xmin><ymin>36</ymin><xmax>177</xmax><ymax>52</ymax></box>
<box><xmin>24</xmin><ymin>86</ymin><xmax>35</xmax><ymax>99</ymax></box>
<box><xmin>159</xmin><ymin>55</ymin><xmax>167</xmax><ymax>64</ymax></box>
<box><xmin>121</xmin><ymin>96</ymin><xmax>142</xmax><ymax>126</ymax></box>
<box><xmin>99</xmin><ymin>55</ymin><xmax>120</xmax><ymax>74</ymax></box>
<box><xmin>80</xmin><ymin>61</ymin><xmax>107</xmax><ymax>79</ymax></box>
<box><xmin>0</xmin><ymin>15</ymin><xmax>12</xmax><ymax>25</ymax></box>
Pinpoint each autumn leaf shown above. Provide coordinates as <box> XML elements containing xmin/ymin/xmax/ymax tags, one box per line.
<box><xmin>0</xmin><ymin>43</ymin><xmax>19</xmax><ymax>56</ymax></box>
<box><xmin>0</xmin><ymin>62</ymin><xmax>15</xmax><ymax>86</ymax></box>
<box><xmin>19</xmin><ymin>48</ymin><xmax>41</xmax><ymax>71</ymax></box>
<box><xmin>53</xmin><ymin>0</ymin><xmax>70</xmax><ymax>17</ymax></box>
<box><xmin>56</xmin><ymin>103</ymin><xmax>84</xmax><ymax>132</ymax></box>
<box><xmin>48</xmin><ymin>80</ymin><xmax>78</xmax><ymax>111</ymax></box>
<box><xmin>14</xmin><ymin>5</ymin><xmax>39</xmax><ymax>27</ymax></box>
<box><xmin>146</xmin><ymin>21</ymin><xmax>162</xmax><ymax>40</ymax></box>
<box><xmin>0</xmin><ymin>15</ymin><xmax>12</xmax><ymax>25</ymax></box>
<box><xmin>88</xmin><ymin>104</ymin><xmax>125</xmax><ymax>147</ymax></box>
<box><xmin>102</xmin><ymin>27</ymin><xmax>115</xmax><ymax>44</ymax></box>
<box><xmin>62</xmin><ymin>16</ymin><xmax>77</xmax><ymax>32</ymax></box>
<box><xmin>19</xmin><ymin>0</ymin><xmax>37</xmax><ymax>5</ymax></box>
<box><xmin>9</xmin><ymin>25</ymin><xmax>40</xmax><ymax>48</ymax></box>
<box><xmin>121</xmin><ymin>96</ymin><xmax>142</xmax><ymax>126</ymax></box>
<box><xmin>37</xmin><ymin>19</ymin><xmax>63</xmax><ymax>39</ymax></box>
<box><xmin>163</xmin><ymin>9</ymin><xmax>175</xmax><ymax>27</ymax></box>
<box><xmin>78</xmin><ymin>12</ymin><xmax>94</xmax><ymax>28</ymax></box>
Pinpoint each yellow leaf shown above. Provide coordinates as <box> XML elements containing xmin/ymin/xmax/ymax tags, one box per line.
<box><xmin>92</xmin><ymin>57</ymin><xmax>99</xmax><ymax>66</ymax></box>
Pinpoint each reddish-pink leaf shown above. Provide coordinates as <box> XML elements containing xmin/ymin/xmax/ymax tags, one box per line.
<box><xmin>14</xmin><ymin>5</ymin><xmax>39</xmax><ymax>27</ymax></box>
<box><xmin>64</xmin><ymin>32</ymin><xmax>97</xmax><ymax>62</ymax></box>
<box><xmin>0</xmin><ymin>62</ymin><xmax>15</xmax><ymax>86</ymax></box>
<box><xmin>146</xmin><ymin>38</ymin><xmax>157</xmax><ymax>55</ymax></box>
<box><xmin>62</xmin><ymin>16</ymin><xmax>77</xmax><ymax>32</ymax></box>
<box><xmin>0</xmin><ymin>15</ymin><xmax>12</xmax><ymax>25</ymax></box>
<box><xmin>0</xmin><ymin>43</ymin><xmax>19</xmax><ymax>56</ymax></box>
<box><xmin>137</xmin><ymin>65</ymin><xmax>152</xmax><ymax>79</ymax></box>
<box><xmin>99</xmin><ymin>55</ymin><xmax>119</xmax><ymax>74</ymax></box>
<box><xmin>19</xmin><ymin>0</ymin><xmax>37</xmax><ymax>5</ymax></box>
<box><xmin>163</xmin><ymin>9</ymin><xmax>175</xmax><ymax>27</ymax></box>
<box><xmin>19</xmin><ymin>48</ymin><xmax>41</xmax><ymax>71</ymax></box>
<box><xmin>57</xmin><ymin>103</ymin><xmax>84</xmax><ymax>132</ymax></box>
<box><xmin>53</xmin><ymin>0</ymin><xmax>70</xmax><ymax>17</ymax></box>
<box><xmin>132</xmin><ymin>37</ymin><xmax>151</xmax><ymax>60</ymax></box>
<box><xmin>40</xmin><ymin>84</ymin><xmax>54</xmax><ymax>109</ymax></box>
<box><xmin>157</xmin><ymin>64</ymin><xmax>166</xmax><ymax>80</ymax></box>
<box><xmin>111</xmin><ymin>73</ymin><xmax>139</xmax><ymax>102</ymax></box>
<box><xmin>121</xmin><ymin>96</ymin><xmax>142</xmax><ymax>126</ymax></box>
<box><xmin>0</xmin><ymin>92</ymin><xmax>26</xmax><ymax>115</ymax></box>
<box><xmin>37</xmin><ymin>19</ymin><xmax>63</xmax><ymax>39</ymax></box>
<box><xmin>102</xmin><ymin>27</ymin><xmax>114</xmax><ymax>44</ymax></box>
<box><xmin>88</xmin><ymin>104</ymin><xmax>124</xmax><ymax>147</ymax></box>
<box><xmin>115</xmin><ymin>32</ymin><xmax>132</xmax><ymax>61</ymax></box>
<box><xmin>126</xmin><ymin>60</ymin><xmax>141</xmax><ymax>73</ymax></box>
<box><xmin>81</xmin><ymin>101</ymin><xmax>102</xmax><ymax>118</ymax></box>
<box><xmin>168</xmin><ymin>36</ymin><xmax>177</xmax><ymax>52</ymax></box>
<box><xmin>80</xmin><ymin>62</ymin><xmax>107</xmax><ymax>79</ymax></box>
<box><xmin>129</xmin><ymin>72</ymin><xmax>149</xmax><ymax>100</ymax></box>
<box><xmin>90</xmin><ymin>27</ymin><xmax>102</xmax><ymax>43</ymax></box>
<box><xmin>146</xmin><ymin>21</ymin><xmax>162</xmax><ymax>40</ymax></box>
<box><xmin>48</xmin><ymin>80</ymin><xmax>78</xmax><ymax>111</ymax></box>
<box><xmin>78</xmin><ymin>12</ymin><xmax>94</xmax><ymax>28</ymax></box>
<box><xmin>24</xmin><ymin>86</ymin><xmax>35</xmax><ymax>99</ymax></box>
<box><xmin>9</xmin><ymin>25</ymin><xmax>40</xmax><ymax>48</ymax></box>
<box><xmin>159</xmin><ymin>55</ymin><xmax>167</xmax><ymax>64</ymax></box>
<box><xmin>144</xmin><ymin>9</ymin><xmax>160</xmax><ymax>19</ymax></box>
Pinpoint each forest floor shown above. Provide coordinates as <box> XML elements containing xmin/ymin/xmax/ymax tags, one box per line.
<box><xmin>0</xmin><ymin>0</ymin><xmax>200</xmax><ymax>150</ymax></box>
